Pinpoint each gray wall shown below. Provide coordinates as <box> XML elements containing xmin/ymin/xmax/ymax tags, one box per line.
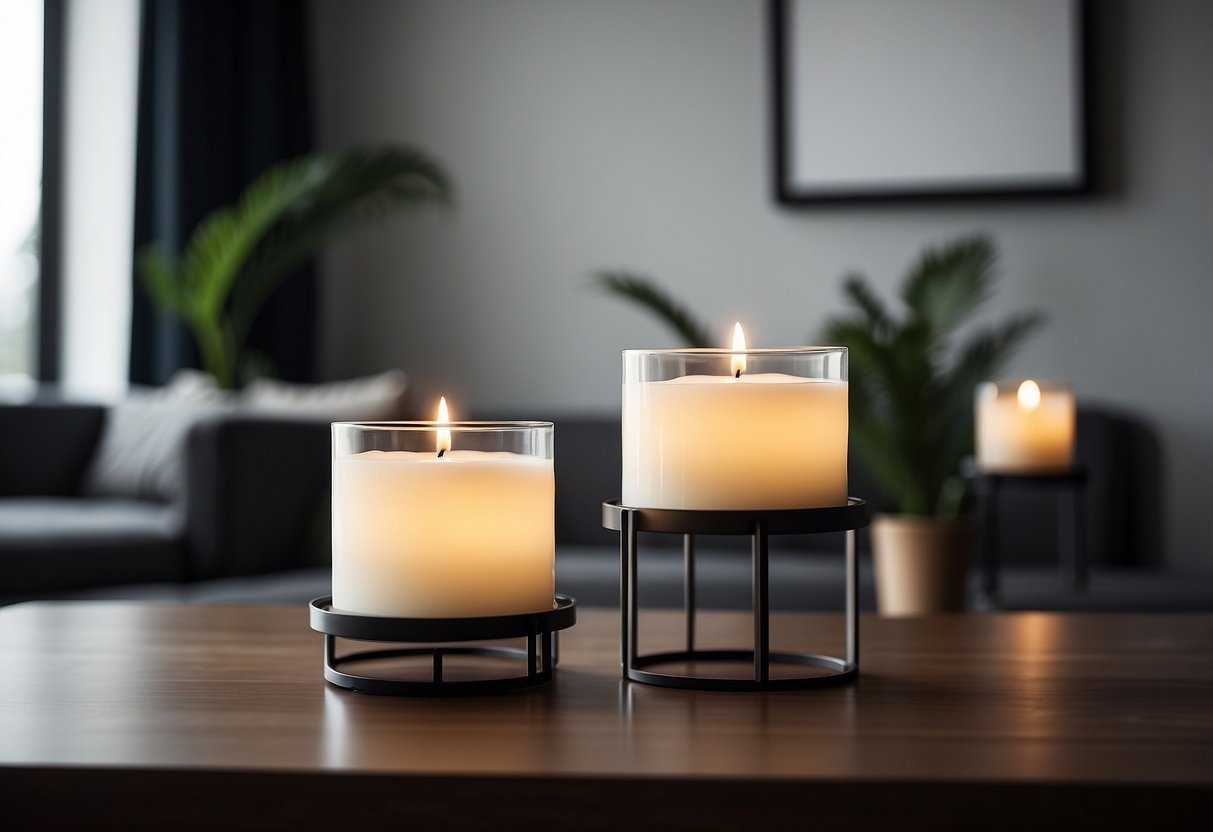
<box><xmin>311</xmin><ymin>0</ymin><xmax>1213</xmax><ymax>572</ymax></box>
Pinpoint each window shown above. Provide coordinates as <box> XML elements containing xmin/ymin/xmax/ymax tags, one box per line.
<box><xmin>0</xmin><ymin>0</ymin><xmax>43</xmax><ymax>391</ymax></box>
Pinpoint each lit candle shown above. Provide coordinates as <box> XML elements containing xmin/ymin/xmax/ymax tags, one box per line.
<box><xmin>331</xmin><ymin>400</ymin><xmax>555</xmax><ymax>618</ymax></box>
<box><xmin>975</xmin><ymin>379</ymin><xmax>1075</xmax><ymax>473</ymax></box>
<box><xmin>731</xmin><ymin>322</ymin><xmax>747</xmax><ymax>378</ymax></box>
<box><xmin>436</xmin><ymin>395</ymin><xmax>451</xmax><ymax>457</ymax></box>
<box><xmin>622</xmin><ymin>326</ymin><xmax>848</xmax><ymax>510</ymax></box>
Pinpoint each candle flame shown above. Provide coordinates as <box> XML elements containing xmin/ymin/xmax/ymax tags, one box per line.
<box><xmin>730</xmin><ymin>322</ymin><xmax>747</xmax><ymax>378</ymax></box>
<box><xmin>436</xmin><ymin>396</ymin><xmax>452</xmax><ymax>456</ymax></box>
<box><xmin>1017</xmin><ymin>380</ymin><xmax>1041</xmax><ymax>412</ymax></box>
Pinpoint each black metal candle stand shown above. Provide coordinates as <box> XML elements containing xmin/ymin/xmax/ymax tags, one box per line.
<box><xmin>309</xmin><ymin>595</ymin><xmax>576</xmax><ymax>696</ymax></box>
<box><xmin>967</xmin><ymin>462</ymin><xmax>1089</xmax><ymax>600</ymax></box>
<box><xmin>602</xmin><ymin>498</ymin><xmax>870</xmax><ymax>692</ymax></box>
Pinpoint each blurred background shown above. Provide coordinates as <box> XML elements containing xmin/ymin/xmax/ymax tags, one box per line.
<box><xmin>2</xmin><ymin>0</ymin><xmax>1210</xmax><ymax>586</ymax></box>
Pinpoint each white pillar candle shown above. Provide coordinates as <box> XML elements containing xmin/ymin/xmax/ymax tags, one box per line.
<box><xmin>622</xmin><ymin>329</ymin><xmax>848</xmax><ymax>510</ymax></box>
<box><xmin>975</xmin><ymin>379</ymin><xmax>1075</xmax><ymax>473</ymax></box>
<box><xmin>332</xmin><ymin>406</ymin><xmax>555</xmax><ymax>618</ymax></box>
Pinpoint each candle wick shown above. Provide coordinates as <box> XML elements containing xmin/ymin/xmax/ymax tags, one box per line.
<box><xmin>734</xmin><ymin>369</ymin><xmax>741</xmax><ymax>379</ymax></box>
<box><xmin>437</xmin><ymin>448</ymin><xmax>446</xmax><ymax>458</ymax></box>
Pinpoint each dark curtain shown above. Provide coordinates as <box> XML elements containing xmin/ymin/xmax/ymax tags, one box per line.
<box><xmin>130</xmin><ymin>0</ymin><xmax>315</xmax><ymax>386</ymax></box>
<box><xmin>37</xmin><ymin>0</ymin><xmax>65</xmax><ymax>382</ymax></box>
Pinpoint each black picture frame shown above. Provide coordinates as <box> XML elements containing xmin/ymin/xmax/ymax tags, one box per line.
<box><xmin>770</xmin><ymin>0</ymin><xmax>1093</xmax><ymax>205</ymax></box>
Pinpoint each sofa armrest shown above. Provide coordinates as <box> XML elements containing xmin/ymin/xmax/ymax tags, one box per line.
<box><xmin>0</xmin><ymin>403</ymin><xmax>105</xmax><ymax>496</ymax></box>
<box><xmin>184</xmin><ymin>415</ymin><xmax>330</xmax><ymax>580</ymax></box>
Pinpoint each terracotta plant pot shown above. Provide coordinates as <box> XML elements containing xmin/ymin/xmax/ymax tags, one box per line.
<box><xmin>871</xmin><ymin>514</ymin><xmax>974</xmax><ymax>616</ymax></box>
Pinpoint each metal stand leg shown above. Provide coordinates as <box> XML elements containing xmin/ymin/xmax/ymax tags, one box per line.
<box><xmin>1062</xmin><ymin>485</ymin><xmax>1088</xmax><ymax>591</ymax></box>
<box><xmin>619</xmin><ymin>507</ymin><xmax>630</xmax><ymax>671</ymax></box>
<box><xmin>752</xmin><ymin>521</ymin><xmax>770</xmax><ymax>685</ymax></box>
<box><xmin>1075</xmin><ymin>486</ymin><xmax>1087</xmax><ymax>590</ymax></box>
<box><xmin>980</xmin><ymin>478</ymin><xmax>1001</xmax><ymax>601</ymax></box>
<box><xmin>684</xmin><ymin>533</ymin><xmax>696</xmax><ymax>652</ymax></box>
<box><xmin>846</xmin><ymin>528</ymin><xmax>858</xmax><ymax>668</ymax></box>
<box><xmin>621</xmin><ymin>509</ymin><xmax>640</xmax><ymax>679</ymax></box>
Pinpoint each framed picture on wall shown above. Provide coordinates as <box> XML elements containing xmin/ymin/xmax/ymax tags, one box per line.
<box><xmin>771</xmin><ymin>0</ymin><xmax>1092</xmax><ymax>204</ymax></box>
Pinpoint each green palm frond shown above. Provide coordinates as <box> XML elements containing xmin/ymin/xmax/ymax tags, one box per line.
<box><xmin>821</xmin><ymin>235</ymin><xmax>1043</xmax><ymax>515</ymax></box>
<box><xmin>136</xmin><ymin>245</ymin><xmax>186</xmax><ymax>315</ymax></box>
<box><xmin>850</xmin><ymin>417</ymin><xmax>925</xmax><ymax>513</ymax></box>
<box><xmin>942</xmin><ymin>312</ymin><xmax>1048</xmax><ymax>417</ymax></box>
<box><xmin>591</xmin><ymin>271</ymin><xmax>714</xmax><ymax>348</ymax></box>
<box><xmin>231</xmin><ymin>148</ymin><xmax>451</xmax><ymax>339</ymax></box>
<box><xmin>841</xmin><ymin>275</ymin><xmax>895</xmax><ymax>337</ymax></box>
<box><xmin>136</xmin><ymin>146</ymin><xmax>451</xmax><ymax>388</ymax></box>
<box><xmin>179</xmin><ymin>161</ymin><xmax>315</xmax><ymax>320</ymax></box>
<box><xmin>901</xmin><ymin>235</ymin><xmax>997</xmax><ymax>337</ymax></box>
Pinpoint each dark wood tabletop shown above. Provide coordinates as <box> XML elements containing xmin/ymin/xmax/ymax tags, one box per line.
<box><xmin>0</xmin><ymin>602</ymin><xmax>1210</xmax><ymax>830</ymax></box>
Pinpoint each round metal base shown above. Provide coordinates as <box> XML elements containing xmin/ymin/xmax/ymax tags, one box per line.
<box><xmin>628</xmin><ymin>650</ymin><xmax>857</xmax><ymax>692</ymax></box>
<box><xmin>310</xmin><ymin>595</ymin><xmax>576</xmax><ymax>696</ymax></box>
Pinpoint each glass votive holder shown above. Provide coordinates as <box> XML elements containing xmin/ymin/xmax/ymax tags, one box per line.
<box><xmin>622</xmin><ymin>347</ymin><xmax>848</xmax><ymax>510</ymax></box>
<box><xmin>331</xmin><ymin>421</ymin><xmax>555</xmax><ymax>618</ymax></box>
<box><xmin>975</xmin><ymin>379</ymin><xmax>1075</xmax><ymax>473</ymax></box>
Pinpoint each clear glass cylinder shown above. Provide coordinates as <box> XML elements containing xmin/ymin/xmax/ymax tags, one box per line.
<box><xmin>331</xmin><ymin>421</ymin><xmax>555</xmax><ymax>618</ymax></box>
<box><xmin>974</xmin><ymin>379</ymin><xmax>1075</xmax><ymax>473</ymax></box>
<box><xmin>622</xmin><ymin>347</ymin><xmax>849</xmax><ymax>510</ymax></box>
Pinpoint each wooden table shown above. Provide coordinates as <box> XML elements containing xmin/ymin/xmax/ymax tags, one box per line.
<box><xmin>0</xmin><ymin>602</ymin><xmax>1210</xmax><ymax>830</ymax></box>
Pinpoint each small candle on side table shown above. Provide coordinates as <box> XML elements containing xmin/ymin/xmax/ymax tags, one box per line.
<box><xmin>975</xmin><ymin>379</ymin><xmax>1076</xmax><ymax>473</ymax></box>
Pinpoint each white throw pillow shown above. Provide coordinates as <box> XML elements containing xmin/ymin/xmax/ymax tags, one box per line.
<box><xmin>81</xmin><ymin>370</ymin><xmax>235</xmax><ymax>502</ymax></box>
<box><xmin>240</xmin><ymin>370</ymin><xmax>408</xmax><ymax>421</ymax></box>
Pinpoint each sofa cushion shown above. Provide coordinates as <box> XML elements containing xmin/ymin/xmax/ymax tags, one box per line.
<box><xmin>81</xmin><ymin>371</ymin><xmax>234</xmax><ymax>502</ymax></box>
<box><xmin>0</xmin><ymin>498</ymin><xmax>186</xmax><ymax>599</ymax></box>
<box><xmin>78</xmin><ymin>369</ymin><xmax>408</xmax><ymax>503</ymax></box>
<box><xmin>241</xmin><ymin>370</ymin><xmax>409</xmax><ymax>421</ymax></box>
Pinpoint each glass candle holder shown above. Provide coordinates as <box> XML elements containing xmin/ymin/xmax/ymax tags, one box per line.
<box><xmin>975</xmin><ymin>379</ymin><xmax>1075</xmax><ymax>473</ymax></box>
<box><xmin>622</xmin><ymin>347</ymin><xmax>848</xmax><ymax>510</ymax></box>
<box><xmin>331</xmin><ymin>421</ymin><xmax>555</xmax><ymax>618</ymax></box>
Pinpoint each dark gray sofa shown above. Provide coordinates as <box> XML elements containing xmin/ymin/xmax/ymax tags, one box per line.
<box><xmin>0</xmin><ymin>403</ymin><xmax>329</xmax><ymax>604</ymax></box>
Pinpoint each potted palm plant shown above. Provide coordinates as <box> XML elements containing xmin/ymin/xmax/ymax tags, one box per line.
<box><xmin>138</xmin><ymin>146</ymin><xmax>451</xmax><ymax>389</ymax></box>
<box><xmin>594</xmin><ymin>235</ymin><xmax>1045</xmax><ymax>614</ymax></box>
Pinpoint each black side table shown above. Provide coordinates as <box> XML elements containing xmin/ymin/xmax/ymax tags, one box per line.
<box><xmin>967</xmin><ymin>463</ymin><xmax>1089</xmax><ymax>601</ymax></box>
